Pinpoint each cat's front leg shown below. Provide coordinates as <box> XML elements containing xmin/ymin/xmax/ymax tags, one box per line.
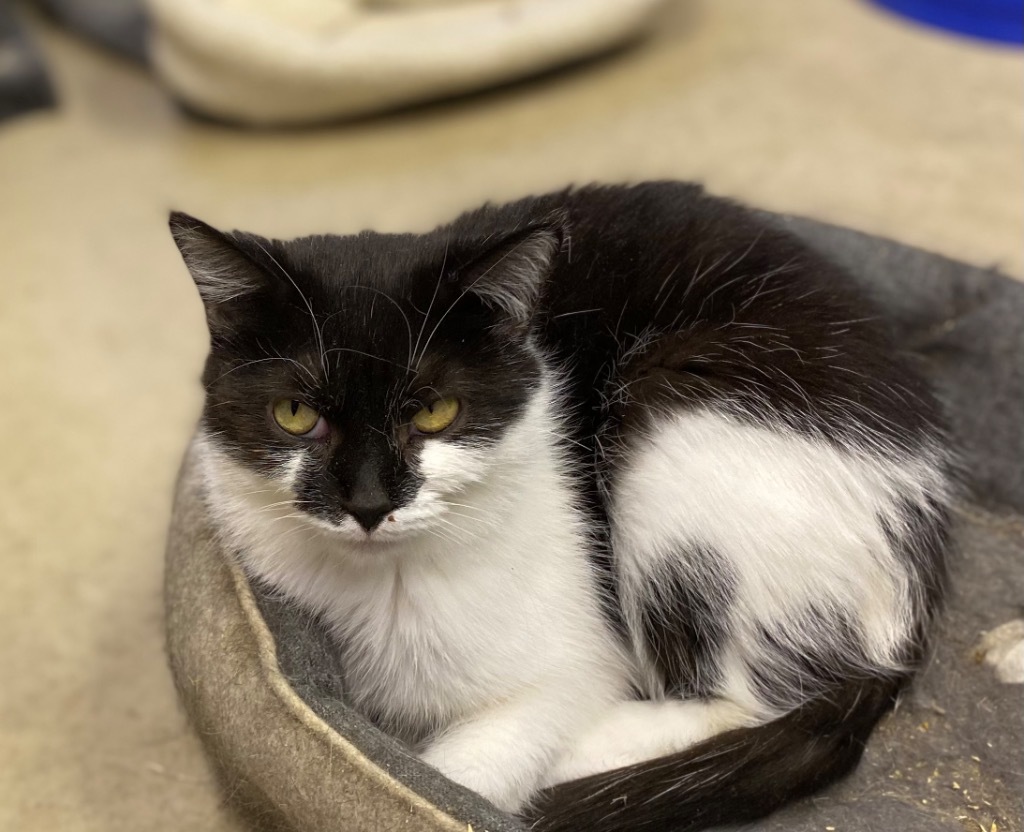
<box><xmin>420</xmin><ymin>692</ymin><xmax>591</xmax><ymax>814</ymax></box>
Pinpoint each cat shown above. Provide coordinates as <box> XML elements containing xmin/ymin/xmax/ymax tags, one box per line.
<box><xmin>171</xmin><ymin>181</ymin><xmax>952</xmax><ymax>832</ymax></box>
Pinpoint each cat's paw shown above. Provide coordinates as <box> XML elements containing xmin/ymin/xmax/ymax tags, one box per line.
<box><xmin>420</xmin><ymin>744</ymin><xmax>530</xmax><ymax>814</ymax></box>
<box><xmin>541</xmin><ymin>703</ymin><xmax>657</xmax><ymax>785</ymax></box>
<box><xmin>540</xmin><ymin>699</ymin><xmax>749</xmax><ymax>787</ymax></box>
<box><xmin>542</xmin><ymin>740</ymin><xmax>643</xmax><ymax>786</ymax></box>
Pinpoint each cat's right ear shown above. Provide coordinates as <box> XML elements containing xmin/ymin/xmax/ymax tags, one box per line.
<box><xmin>169</xmin><ymin>211</ymin><xmax>270</xmax><ymax>335</ymax></box>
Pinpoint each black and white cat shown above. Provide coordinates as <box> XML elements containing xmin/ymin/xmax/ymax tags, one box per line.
<box><xmin>171</xmin><ymin>182</ymin><xmax>952</xmax><ymax>832</ymax></box>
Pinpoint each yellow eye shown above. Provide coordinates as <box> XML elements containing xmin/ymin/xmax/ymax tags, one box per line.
<box><xmin>412</xmin><ymin>397</ymin><xmax>460</xmax><ymax>435</ymax></box>
<box><xmin>272</xmin><ymin>399</ymin><xmax>321</xmax><ymax>435</ymax></box>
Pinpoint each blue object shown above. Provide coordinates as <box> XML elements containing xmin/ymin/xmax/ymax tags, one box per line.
<box><xmin>870</xmin><ymin>0</ymin><xmax>1023</xmax><ymax>45</ymax></box>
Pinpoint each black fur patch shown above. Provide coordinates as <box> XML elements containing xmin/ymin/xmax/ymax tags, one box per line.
<box><xmin>879</xmin><ymin>495</ymin><xmax>953</xmax><ymax>663</ymax></box>
<box><xmin>747</xmin><ymin>607</ymin><xmax>874</xmax><ymax>713</ymax></box>
<box><xmin>635</xmin><ymin>545</ymin><xmax>733</xmax><ymax>698</ymax></box>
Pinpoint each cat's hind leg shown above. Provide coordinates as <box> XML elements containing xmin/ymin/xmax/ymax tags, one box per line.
<box><xmin>544</xmin><ymin>406</ymin><xmax>947</xmax><ymax>784</ymax></box>
<box><xmin>532</xmin><ymin>407</ymin><xmax>949</xmax><ymax>828</ymax></box>
<box><xmin>612</xmin><ymin>406</ymin><xmax>943</xmax><ymax>705</ymax></box>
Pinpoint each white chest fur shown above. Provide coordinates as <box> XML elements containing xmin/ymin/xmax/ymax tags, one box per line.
<box><xmin>194</xmin><ymin>385</ymin><xmax>629</xmax><ymax>752</ymax></box>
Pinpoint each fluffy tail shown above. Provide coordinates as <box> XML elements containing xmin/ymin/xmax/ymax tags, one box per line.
<box><xmin>527</xmin><ymin>676</ymin><xmax>902</xmax><ymax>832</ymax></box>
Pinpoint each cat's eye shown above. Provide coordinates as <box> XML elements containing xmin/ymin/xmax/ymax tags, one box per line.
<box><xmin>411</xmin><ymin>397</ymin><xmax>460</xmax><ymax>435</ymax></box>
<box><xmin>272</xmin><ymin>398</ymin><xmax>323</xmax><ymax>437</ymax></box>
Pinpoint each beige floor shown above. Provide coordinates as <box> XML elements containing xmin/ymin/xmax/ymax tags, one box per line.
<box><xmin>0</xmin><ymin>2</ymin><xmax>1021</xmax><ymax>831</ymax></box>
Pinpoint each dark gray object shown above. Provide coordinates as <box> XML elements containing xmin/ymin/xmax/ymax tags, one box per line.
<box><xmin>0</xmin><ymin>1</ymin><xmax>56</xmax><ymax>122</ymax></box>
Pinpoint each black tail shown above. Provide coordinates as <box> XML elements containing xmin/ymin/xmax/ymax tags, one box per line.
<box><xmin>527</xmin><ymin>676</ymin><xmax>903</xmax><ymax>832</ymax></box>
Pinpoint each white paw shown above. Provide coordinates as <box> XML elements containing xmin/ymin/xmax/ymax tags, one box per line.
<box><xmin>420</xmin><ymin>744</ymin><xmax>531</xmax><ymax>813</ymax></box>
<box><xmin>540</xmin><ymin>698</ymin><xmax>750</xmax><ymax>788</ymax></box>
<box><xmin>541</xmin><ymin>703</ymin><xmax>661</xmax><ymax>786</ymax></box>
<box><xmin>544</xmin><ymin>747</ymin><xmax>642</xmax><ymax>786</ymax></box>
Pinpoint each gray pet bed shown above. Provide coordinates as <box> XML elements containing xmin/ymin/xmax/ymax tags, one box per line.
<box><xmin>165</xmin><ymin>215</ymin><xmax>1024</xmax><ymax>832</ymax></box>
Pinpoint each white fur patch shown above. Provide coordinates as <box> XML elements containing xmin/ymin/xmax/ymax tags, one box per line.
<box><xmin>542</xmin><ymin>698</ymin><xmax>753</xmax><ymax>785</ymax></box>
<box><xmin>612</xmin><ymin>408</ymin><xmax>948</xmax><ymax>715</ymax></box>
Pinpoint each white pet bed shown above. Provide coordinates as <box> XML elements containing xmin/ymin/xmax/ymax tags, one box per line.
<box><xmin>146</xmin><ymin>0</ymin><xmax>668</xmax><ymax>125</ymax></box>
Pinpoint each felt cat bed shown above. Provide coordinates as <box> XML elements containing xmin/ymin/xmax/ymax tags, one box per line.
<box><xmin>145</xmin><ymin>0</ymin><xmax>668</xmax><ymax>126</ymax></box>
<box><xmin>165</xmin><ymin>215</ymin><xmax>1024</xmax><ymax>832</ymax></box>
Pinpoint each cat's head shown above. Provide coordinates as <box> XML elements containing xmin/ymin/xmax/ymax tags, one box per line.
<box><xmin>171</xmin><ymin>211</ymin><xmax>563</xmax><ymax>545</ymax></box>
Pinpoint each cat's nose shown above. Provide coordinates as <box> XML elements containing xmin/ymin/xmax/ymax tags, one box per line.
<box><xmin>342</xmin><ymin>498</ymin><xmax>394</xmax><ymax>533</ymax></box>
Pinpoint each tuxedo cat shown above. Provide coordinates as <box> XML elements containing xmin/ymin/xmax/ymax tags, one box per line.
<box><xmin>171</xmin><ymin>182</ymin><xmax>951</xmax><ymax>832</ymax></box>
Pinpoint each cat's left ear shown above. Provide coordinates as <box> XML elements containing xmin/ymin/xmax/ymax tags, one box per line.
<box><xmin>461</xmin><ymin>218</ymin><xmax>565</xmax><ymax>333</ymax></box>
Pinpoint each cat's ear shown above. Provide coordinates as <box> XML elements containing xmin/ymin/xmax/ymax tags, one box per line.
<box><xmin>169</xmin><ymin>211</ymin><xmax>273</xmax><ymax>334</ymax></box>
<box><xmin>461</xmin><ymin>219</ymin><xmax>564</xmax><ymax>332</ymax></box>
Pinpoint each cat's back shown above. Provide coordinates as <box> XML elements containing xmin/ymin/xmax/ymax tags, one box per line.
<box><xmin>486</xmin><ymin>182</ymin><xmax>939</xmax><ymax>452</ymax></box>
<box><xmin>535</xmin><ymin>181</ymin><xmax>860</xmax><ymax>347</ymax></box>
